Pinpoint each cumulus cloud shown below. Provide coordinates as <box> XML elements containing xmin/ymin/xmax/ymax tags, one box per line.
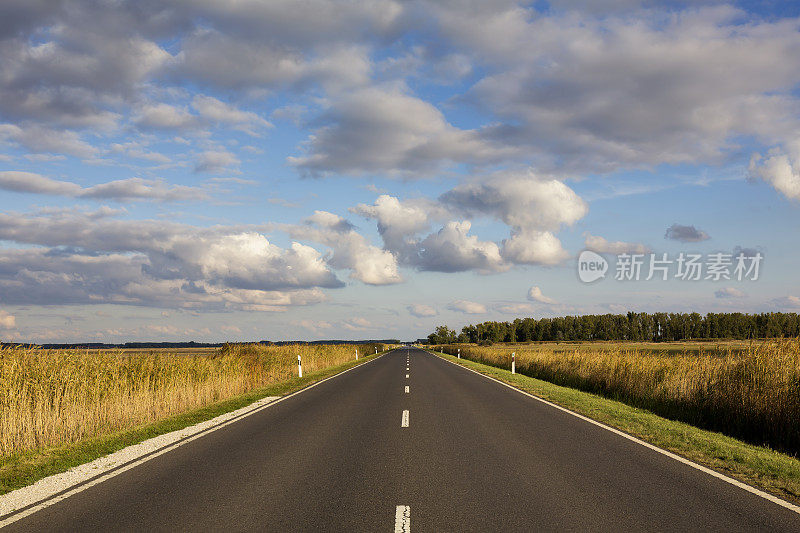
<box><xmin>447</xmin><ymin>300</ymin><xmax>486</xmax><ymax>315</ymax></box>
<box><xmin>133</xmin><ymin>97</ymin><xmax>271</xmax><ymax>136</ymax></box>
<box><xmin>134</xmin><ymin>103</ymin><xmax>196</xmax><ymax>130</ymax></box>
<box><xmin>0</xmin><ymin>172</ymin><xmax>207</xmax><ymax>202</ymax></box>
<box><xmin>351</xmin><ymin>194</ymin><xmax>448</xmax><ymax>259</ymax></box>
<box><xmin>584</xmin><ymin>233</ymin><xmax>650</xmax><ymax>254</ymax></box>
<box><xmin>495</xmin><ymin>303</ymin><xmax>535</xmax><ymax>315</ymax></box>
<box><xmin>0</xmin><ymin>171</ymin><xmax>81</xmax><ymax>196</ymax></box>
<box><xmin>749</xmin><ymin>140</ymin><xmax>800</xmax><ymax>201</ymax></box>
<box><xmin>502</xmin><ymin>230</ymin><xmax>568</xmax><ymax>266</ymax></box>
<box><xmin>350</xmin><ymin>170</ymin><xmax>588</xmax><ymax>273</ymax></box>
<box><xmin>0</xmin><ymin>209</ymin><xmax>343</xmax><ymax>310</ymax></box>
<box><xmin>457</xmin><ymin>5</ymin><xmax>800</xmax><ymax>171</ymax></box>
<box><xmin>447</xmin><ymin>300</ymin><xmax>487</xmax><ymax>314</ymax></box>
<box><xmin>771</xmin><ymin>295</ymin><xmax>800</xmax><ymax>309</ymax></box>
<box><xmin>194</xmin><ymin>149</ymin><xmax>240</xmax><ymax>173</ymax></box>
<box><xmin>288</xmin><ymin>210</ymin><xmax>403</xmax><ymax>285</ymax></box>
<box><xmin>441</xmin><ymin>170</ymin><xmax>587</xmax><ymax>231</ymax></box>
<box><xmin>288</xmin><ymin>86</ymin><xmax>513</xmax><ymax>177</ymax></box>
<box><xmin>0</xmin><ymin>123</ymin><xmax>98</xmax><ymax>158</ymax></box>
<box><xmin>191</xmin><ymin>95</ymin><xmax>272</xmax><ymax>134</ymax></box>
<box><xmin>664</xmin><ymin>224</ymin><xmax>710</xmax><ymax>242</ymax></box>
<box><xmin>417</xmin><ymin>221</ymin><xmax>506</xmax><ymax>273</ymax></box>
<box><xmin>352</xmin><ymin>194</ymin><xmax>507</xmax><ymax>273</ymax></box>
<box><xmin>715</xmin><ymin>287</ymin><xmax>745</xmax><ymax>299</ymax></box>
<box><xmin>173</xmin><ymin>29</ymin><xmax>372</xmax><ymax>92</ymax></box>
<box><xmin>407</xmin><ymin>304</ymin><xmax>437</xmax><ymax>318</ymax></box>
<box><xmin>527</xmin><ymin>286</ymin><xmax>556</xmax><ymax>304</ymax></box>
<box><xmin>441</xmin><ymin>169</ymin><xmax>586</xmax><ymax>265</ymax></box>
<box><xmin>0</xmin><ymin>310</ymin><xmax>16</xmax><ymax>329</ymax></box>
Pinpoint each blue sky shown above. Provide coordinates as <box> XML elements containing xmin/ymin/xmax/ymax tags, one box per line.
<box><xmin>1</xmin><ymin>0</ymin><xmax>799</xmax><ymax>343</ymax></box>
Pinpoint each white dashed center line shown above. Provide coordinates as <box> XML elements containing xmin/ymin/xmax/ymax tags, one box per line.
<box><xmin>395</xmin><ymin>505</ymin><xmax>410</xmax><ymax>532</ymax></box>
<box><xmin>405</xmin><ymin>385</ymin><xmax>409</xmax><ymax>393</ymax></box>
<box><xmin>405</xmin><ymin>374</ymin><xmax>409</xmax><ymax>378</ymax></box>
<box><xmin>401</xmin><ymin>410</ymin><xmax>409</xmax><ymax>427</ymax></box>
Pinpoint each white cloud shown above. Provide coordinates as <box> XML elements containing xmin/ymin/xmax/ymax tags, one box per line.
<box><xmin>194</xmin><ymin>149</ymin><xmax>240</xmax><ymax>173</ymax></box>
<box><xmin>495</xmin><ymin>303</ymin><xmax>535</xmax><ymax>315</ymax></box>
<box><xmin>289</xmin><ymin>210</ymin><xmax>403</xmax><ymax>285</ymax></box>
<box><xmin>502</xmin><ymin>230</ymin><xmax>568</xmax><ymax>266</ymax></box>
<box><xmin>458</xmin><ymin>5</ymin><xmax>800</xmax><ymax>171</ymax></box>
<box><xmin>134</xmin><ymin>103</ymin><xmax>196</xmax><ymax>130</ymax></box>
<box><xmin>715</xmin><ymin>287</ymin><xmax>745</xmax><ymax>299</ymax></box>
<box><xmin>417</xmin><ymin>221</ymin><xmax>506</xmax><ymax>273</ymax></box>
<box><xmin>442</xmin><ymin>169</ymin><xmax>587</xmax><ymax>265</ymax></box>
<box><xmin>408</xmin><ymin>304</ymin><xmax>437</xmax><ymax>317</ymax></box>
<box><xmin>750</xmin><ymin>140</ymin><xmax>800</xmax><ymax>201</ymax></box>
<box><xmin>351</xmin><ymin>194</ymin><xmax>450</xmax><ymax>262</ymax></box>
<box><xmin>352</xmin><ymin>171</ymin><xmax>588</xmax><ymax>273</ymax></box>
<box><xmin>192</xmin><ymin>95</ymin><xmax>272</xmax><ymax>134</ymax></box>
<box><xmin>82</xmin><ymin>178</ymin><xmax>207</xmax><ymax>202</ymax></box>
<box><xmin>0</xmin><ymin>310</ymin><xmax>15</xmax><ymax>329</ymax></box>
<box><xmin>442</xmin><ymin>170</ymin><xmax>587</xmax><ymax>231</ymax></box>
<box><xmin>0</xmin><ymin>123</ymin><xmax>98</xmax><ymax>158</ymax></box>
<box><xmin>584</xmin><ymin>233</ymin><xmax>650</xmax><ymax>254</ymax></box>
<box><xmin>0</xmin><ymin>171</ymin><xmax>81</xmax><ymax>195</ymax></box>
<box><xmin>0</xmin><ymin>173</ymin><xmax>207</xmax><ymax>202</ymax></box>
<box><xmin>771</xmin><ymin>295</ymin><xmax>800</xmax><ymax>309</ymax></box>
<box><xmin>527</xmin><ymin>286</ymin><xmax>556</xmax><ymax>304</ymax></box>
<box><xmin>0</xmin><ymin>210</ymin><xmax>343</xmax><ymax>310</ymax></box>
<box><xmin>288</xmin><ymin>86</ymin><xmax>513</xmax><ymax>177</ymax></box>
<box><xmin>341</xmin><ymin>317</ymin><xmax>373</xmax><ymax>331</ymax></box>
<box><xmin>447</xmin><ymin>299</ymin><xmax>487</xmax><ymax>314</ymax></box>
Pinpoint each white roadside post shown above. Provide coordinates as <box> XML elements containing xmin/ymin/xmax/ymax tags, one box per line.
<box><xmin>375</xmin><ymin>347</ymin><xmax>378</xmax><ymax>355</ymax></box>
<box><xmin>512</xmin><ymin>352</ymin><xmax>516</xmax><ymax>374</ymax></box>
<box><xmin>356</xmin><ymin>348</ymin><xmax>358</xmax><ymax>360</ymax></box>
<box><xmin>457</xmin><ymin>348</ymin><xmax>460</xmax><ymax>359</ymax></box>
<box><xmin>297</xmin><ymin>354</ymin><xmax>303</xmax><ymax>378</ymax></box>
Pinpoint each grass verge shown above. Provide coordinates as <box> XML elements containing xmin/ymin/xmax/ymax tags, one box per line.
<box><xmin>0</xmin><ymin>352</ymin><xmax>386</xmax><ymax>495</ymax></box>
<box><xmin>428</xmin><ymin>349</ymin><xmax>800</xmax><ymax>506</ymax></box>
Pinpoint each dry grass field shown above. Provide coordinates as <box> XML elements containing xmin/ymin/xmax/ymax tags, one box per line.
<box><xmin>0</xmin><ymin>343</ymin><xmax>388</xmax><ymax>458</ymax></box>
<box><xmin>434</xmin><ymin>339</ymin><xmax>800</xmax><ymax>455</ymax></box>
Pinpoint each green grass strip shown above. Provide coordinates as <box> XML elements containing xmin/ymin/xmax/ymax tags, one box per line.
<box><xmin>429</xmin><ymin>350</ymin><xmax>800</xmax><ymax>505</ymax></box>
<box><xmin>0</xmin><ymin>352</ymin><xmax>386</xmax><ymax>495</ymax></box>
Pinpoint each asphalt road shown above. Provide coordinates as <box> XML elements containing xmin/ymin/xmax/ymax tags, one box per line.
<box><xmin>4</xmin><ymin>347</ymin><xmax>800</xmax><ymax>532</ymax></box>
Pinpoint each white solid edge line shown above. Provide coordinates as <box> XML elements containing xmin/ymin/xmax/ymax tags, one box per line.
<box><xmin>394</xmin><ymin>505</ymin><xmax>410</xmax><ymax>532</ymax></box>
<box><xmin>0</xmin><ymin>350</ymin><xmax>393</xmax><ymax>528</ymax></box>
<box><xmin>429</xmin><ymin>350</ymin><xmax>800</xmax><ymax>516</ymax></box>
<box><xmin>401</xmin><ymin>410</ymin><xmax>410</xmax><ymax>427</ymax></box>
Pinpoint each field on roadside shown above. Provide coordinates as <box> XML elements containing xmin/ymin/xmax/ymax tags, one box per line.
<box><xmin>473</xmin><ymin>339</ymin><xmax>760</xmax><ymax>357</ymax></box>
<box><xmin>0</xmin><ymin>343</ymin><xmax>389</xmax><ymax>458</ymax></box>
<box><xmin>432</xmin><ymin>339</ymin><xmax>800</xmax><ymax>455</ymax></box>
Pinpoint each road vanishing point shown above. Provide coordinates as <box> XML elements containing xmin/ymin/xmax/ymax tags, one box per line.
<box><xmin>2</xmin><ymin>347</ymin><xmax>799</xmax><ymax>532</ymax></box>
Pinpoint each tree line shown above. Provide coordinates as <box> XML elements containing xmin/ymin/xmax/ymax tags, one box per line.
<box><xmin>426</xmin><ymin>312</ymin><xmax>800</xmax><ymax>344</ymax></box>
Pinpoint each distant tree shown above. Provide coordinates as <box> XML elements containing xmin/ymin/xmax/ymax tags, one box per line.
<box><xmin>426</xmin><ymin>312</ymin><xmax>800</xmax><ymax>344</ymax></box>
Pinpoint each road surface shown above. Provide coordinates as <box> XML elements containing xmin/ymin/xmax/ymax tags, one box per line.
<box><xmin>3</xmin><ymin>347</ymin><xmax>799</xmax><ymax>532</ymax></box>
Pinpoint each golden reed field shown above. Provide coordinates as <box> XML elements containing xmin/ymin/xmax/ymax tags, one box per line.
<box><xmin>436</xmin><ymin>339</ymin><xmax>800</xmax><ymax>455</ymax></box>
<box><xmin>0</xmin><ymin>343</ymin><xmax>388</xmax><ymax>457</ymax></box>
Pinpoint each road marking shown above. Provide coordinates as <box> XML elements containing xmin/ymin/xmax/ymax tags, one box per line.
<box><xmin>0</xmin><ymin>350</ymin><xmax>395</xmax><ymax>527</ymax></box>
<box><xmin>405</xmin><ymin>385</ymin><xmax>410</xmax><ymax>393</ymax></box>
<box><xmin>394</xmin><ymin>505</ymin><xmax>410</xmax><ymax>532</ymax></box>
<box><xmin>401</xmin><ymin>410</ymin><xmax>409</xmax><ymax>427</ymax></box>
<box><xmin>430</xmin><ymin>350</ymin><xmax>800</xmax><ymax>516</ymax></box>
<box><xmin>405</xmin><ymin>374</ymin><xmax>409</xmax><ymax>378</ymax></box>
